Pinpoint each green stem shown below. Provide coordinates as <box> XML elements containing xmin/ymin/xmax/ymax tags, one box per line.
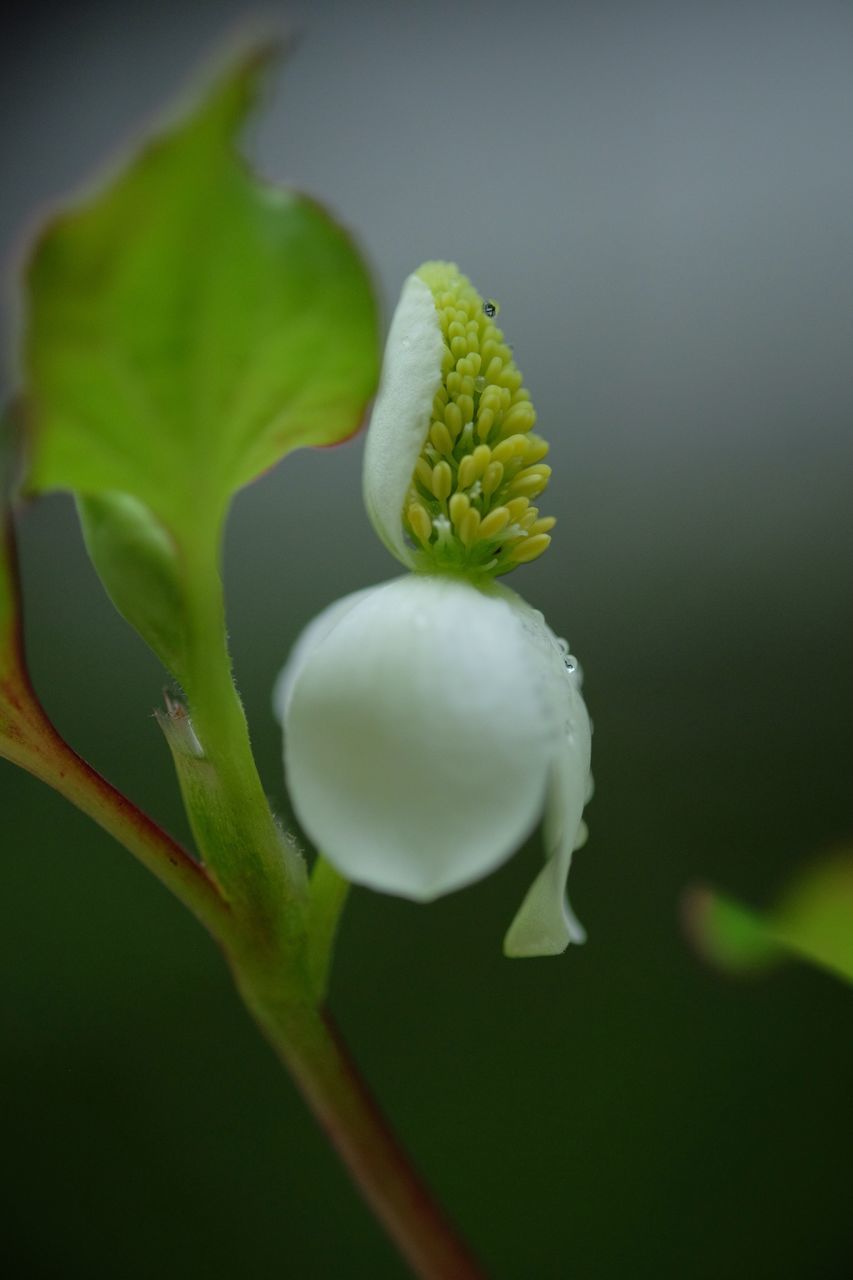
<box><xmin>176</xmin><ymin>520</ymin><xmax>305</xmax><ymax>932</ymax></box>
<box><xmin>307</xmin><ymin>855</ymin><xmax>351</xmax><ymax>1000</ymax></box>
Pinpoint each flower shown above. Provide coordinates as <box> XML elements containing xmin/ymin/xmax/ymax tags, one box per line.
<box><xmin>275</xmin><ymin>263</ymin><xmax>592</xmax><ymax>955</ymax></box>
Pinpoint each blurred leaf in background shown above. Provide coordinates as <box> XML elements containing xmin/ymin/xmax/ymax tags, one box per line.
<box><xmin>684</xmin><ymin>846</ymin><xmax>853</xmax><ymax>986</ymax></box>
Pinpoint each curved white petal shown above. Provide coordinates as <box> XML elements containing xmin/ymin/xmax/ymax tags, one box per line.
<box><xmin>500</xmin><ymin>598</ymin><xmax>593</xmax><ymax>957</ymax></box>
<box><xmin>282</xmin><ymin>575</ymin><xmax>562</xmax><ymax>901</ymax></box>
<box><xmin>362</xmin><ymin>275</ymin><xmax>445</xmax><ymax>569</ymax></box>
<box><xmin>272</xmin><ymin>585</ymin><xmax>374</xmax><ymax>725</ymax></box>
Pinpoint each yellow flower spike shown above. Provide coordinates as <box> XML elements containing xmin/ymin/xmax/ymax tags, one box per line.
<box><xmin>364</xmin><ymin>261</ymin><xmax>557</xmax><ymax>579</ymax></box>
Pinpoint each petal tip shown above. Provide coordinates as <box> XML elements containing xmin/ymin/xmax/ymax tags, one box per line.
<box><xmin>363</xmin><ymin>273</ymin><xmax>444</xmax><ymax>567</ymax></box>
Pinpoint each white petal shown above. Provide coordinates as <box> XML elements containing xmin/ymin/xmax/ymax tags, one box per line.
<box><xmin>282</xmin><ymin>575</ymin><xmax>561</xmax><ymax>901</ymax></box>
<box><xmin>272</xmin><ymin>585</ymin><xmax>374</xmax><ymax>725</ymax></box>
<box><xmin>501</xmin><ymin>599</ymin><xmax>592</xmax><ymax>957</ymax></box>
<box><xmin>362</xmin><ymin>275</ymin><xmax>445</xmax><ymax>568</ymax></box>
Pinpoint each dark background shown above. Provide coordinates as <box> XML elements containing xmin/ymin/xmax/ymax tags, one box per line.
<box><xmin>2</xmin><ymin>1</ymin><xmax>853</xmax><ymax>1276</ymax></box>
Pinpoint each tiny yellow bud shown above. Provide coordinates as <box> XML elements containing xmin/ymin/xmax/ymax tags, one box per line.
<box><xmin>479</xmin><ymin>506</ymin><xmax>511</xmax><ymax>539</ymax></box>
<box><xmin>456</xmin><ymin>393</ymin><xmax>474</xmax><ymax>424</ymax></box>
<box><xmin>407</xmin><ymin>503</ymin><xmax>433</xmax><ymax>544</ymax></box>
<box><xmin>471</xmin><ymin>444</ymin><xmax>492</xmax><ymax>478</ymax></box>
<box><xmin>530</xmin><ymin>516</ymin><xmax>556</xmax><ymax>535</ymax></box>
<box><xmin>502</xmin><ymin>401</ymin><xmax>536</xmax><ymax>434</ymax></box>
<box><xmin>482</xmin><ymin>461</ymin><xmax>504</xmax><ymax>497</ymax></box>
<box><xmin>415</xmin><ymin>458</ymin><xmax>434</xmax><ymax>491</ymax></box>
<box><xmin>449</xmin><ymin>492</ymin><xmax>470</xmax><ymax>527</ymax></box>
<box><xmin>511</xmin><ymin>533</ymin><xmax>551</xmax><ymax>563</ymax></box>
<box><xmin>432</xmin><ymin>460</ymin><xmax>453</xmax><ymax>501</ymax></box>
<box><xmin>430</xmin><ymin>420</ymin><xmax>454</xmax><ymax>454</ymax></box>
<box><xmin>492</xmin><ymin>434</ymin><xmax>529</xmax><ymax>465</ymax></box>
<box><xmin>476</xmin><ymin>407</ymin><xmax>495</xmax><ymax>440</ymax></box>
<box><xmin>444</xmin><ymin>401</ymin><xmax>463</xmax><ymax>437</ymax></box>
<box><xmin>523</xmin><ymin>435</ymin><xmax>549</xmax><ymax>465</ymax></box>
<box><xmin>459</xmin><ymin>508</ymin><xmax>481</xmax><ymax>547</ymax></box>
<box><xmin>507</xmin><ymin>464</ymin><xmax>551</xmax><ymax>499</ymax></box>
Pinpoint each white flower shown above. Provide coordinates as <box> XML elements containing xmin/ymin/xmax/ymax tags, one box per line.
<box><xmin>275</xmin><ymin>263</ymin><xmax>593</xmax><ymax>955</ymax></box>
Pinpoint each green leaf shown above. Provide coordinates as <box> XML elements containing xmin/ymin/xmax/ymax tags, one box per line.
<box><xmin>77</xmin><ymin>493</ymin><xmax>188</xmax><ymax>677</ymax></box>
<box><xmin>21</xmin><ymin>48</ymin><xmax>379</xmax><ymax>678</ymax></box>
<box><xmin>684</xmin><ymin>848</ymin><xmax>853</xmax><ymax>986</ymax></box>
<box><xmin>25</xmin><ymin>48</ymin><xmax>378</xmax><ymax>526</ymax></box>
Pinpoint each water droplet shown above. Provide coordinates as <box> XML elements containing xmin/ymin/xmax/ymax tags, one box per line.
<box><xmin>401</xmin><ymin>336</ymin><xmax>411</xmax><ymax>349</ymax></box>
<box><xmin>483</xmin><ymin>299</ymin><xmax>500</xmax><ymax>318</ymax></box>
<box><xmin>474</xmin><ymin>375</ymin><xmax>486</xmax><ymax>393</ymax></box>
<box><xmin>564</xmin><ymin>655</ymin><xmax>577</xmax><ymax>674</ymax></box>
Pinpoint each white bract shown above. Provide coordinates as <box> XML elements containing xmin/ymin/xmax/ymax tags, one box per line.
<box><xmin>275</xmin><ymin>263</ymin><xmax>593</xmax><ymax>955</ymax></box>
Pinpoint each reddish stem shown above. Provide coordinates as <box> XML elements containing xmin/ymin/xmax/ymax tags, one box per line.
<box><xmin>237</xmin><ymin>980</ymin><xmax>488</xmax><ymax>1280</ymax></box>
<box><xmin>1</xmin><ymin>662</ymin><xmax>230</xmax><ymax>938</ymax></box>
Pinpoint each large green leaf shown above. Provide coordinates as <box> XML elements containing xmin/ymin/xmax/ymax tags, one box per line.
<box><xmin>684</xmin><ymin>848</ymin><xmax>853</xmax><ymax>987</ymax></box>
<box><xmin>24</xmin><ymin>50</ymin><xmax>378</xmax><ymax>527</ymax></box>
<box><xmin>20</xmin><ymin>49</ymin><xmax>379</xmax><ymax>678</ymax></box>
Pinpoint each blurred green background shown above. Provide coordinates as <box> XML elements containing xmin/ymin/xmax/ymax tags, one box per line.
<box><xmin>2</xmin><ymin>1</ymin><xmax>853</xmax><ymax>1276</ymax></box>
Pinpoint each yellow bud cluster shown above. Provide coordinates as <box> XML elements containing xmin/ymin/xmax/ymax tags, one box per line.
<box><xmin>403</xmin><ymin>262</ymin><xmax>553</xmax><ymax>577</ymax></box>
